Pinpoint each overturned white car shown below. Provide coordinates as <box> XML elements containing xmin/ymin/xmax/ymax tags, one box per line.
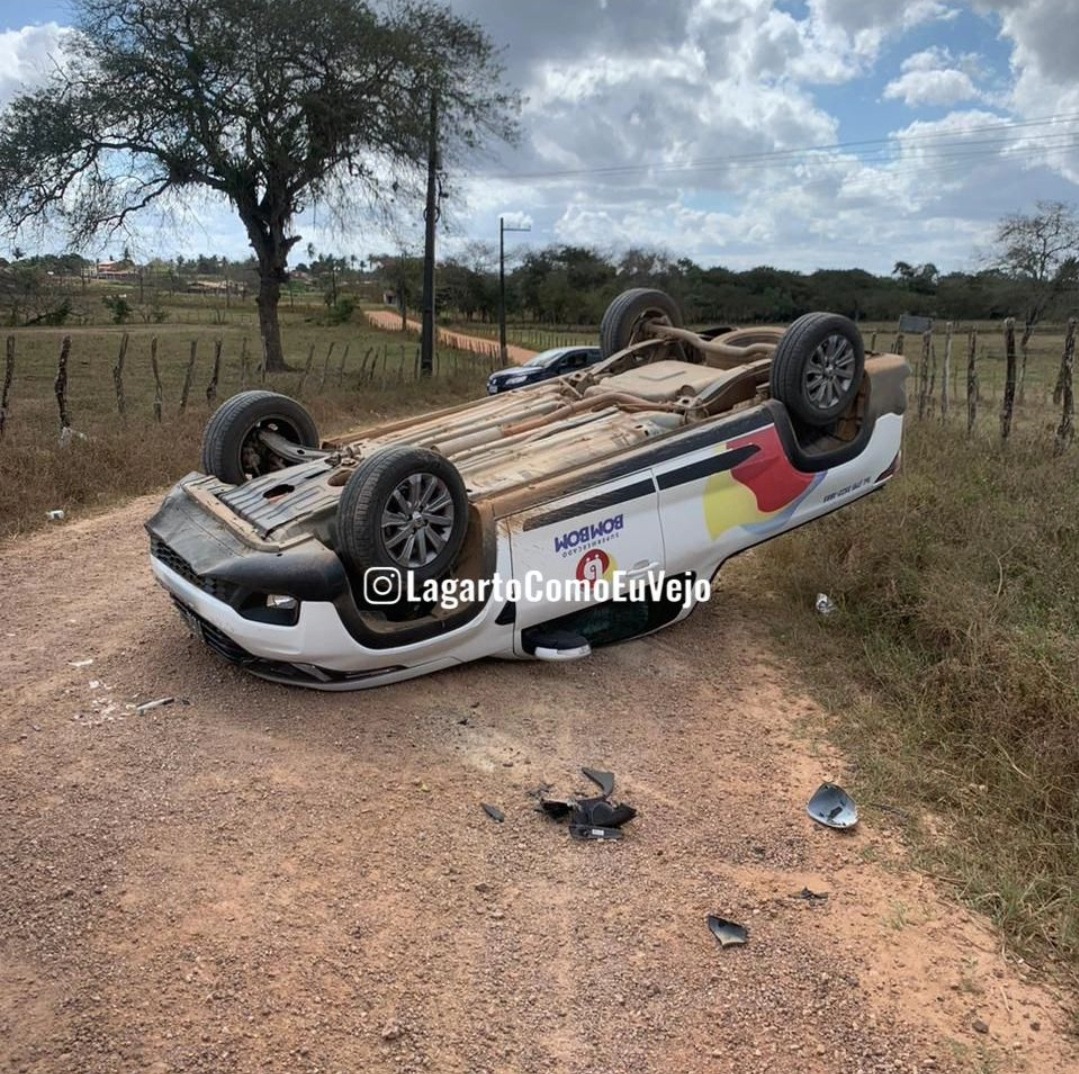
<box><xmin>146</xmin><ymin>288</ymin><xmax>909</xmax><ymax>689</ymax></box>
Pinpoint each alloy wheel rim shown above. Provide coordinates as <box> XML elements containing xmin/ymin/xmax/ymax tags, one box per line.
<box><xmin>380</xmin><ymin>473</ymin><xmax>455</xmax><ymax>569</ymax></box>
<box><xmin>804</xmin><ymin>334</ymin><xmax>856</xmax><ymax>411</ymax></box>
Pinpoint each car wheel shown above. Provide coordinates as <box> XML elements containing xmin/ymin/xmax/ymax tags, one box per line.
<box><xmin>337</xmin><ymin>446</ymin><xmax>470</xmax><ymax>589</ymax></box>
<box><xmin>769</xmin><ymin>313</ymin><xmax>865</xmax><ymax>427</ymax></box>
<box><xmin>201</xmin><ymin>390</ymin><xmax>320</xmax><ymax>484</ymax></box>
<box><xmin>599</xmin><ymin>288</ymin><xmax>684</xmax><ymax>358</ymax></box>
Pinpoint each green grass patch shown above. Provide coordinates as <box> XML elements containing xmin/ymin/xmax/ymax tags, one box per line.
<box><xmin>754</xmin><ymin>416</ymin><xmax>1079</xmax><ymax>967</ymax></box>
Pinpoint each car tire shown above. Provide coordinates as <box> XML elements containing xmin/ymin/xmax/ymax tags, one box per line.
<box><xmin>599</xmin><ymin>288</ymin><xmax>684</xmax><ymax>358</ymax></box>
<box><xmin>769</xmin><ymin>313</ymin><xmax>865</xmax><ymax>427</ymax></box>
<box><xmin>201</xmin><ymin>390</ymin><xmax>321</xmax><ymax>485</ymax></box>
<box><xmin>337</xmin><ymin>446</ymin><xmax>470</xmax><ymax>589</ymax></box>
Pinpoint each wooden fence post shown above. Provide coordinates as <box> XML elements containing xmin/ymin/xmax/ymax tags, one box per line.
<box><xmin>917</xmin><ymin>330</ymin><xmax>931</xmax><ymax>420</ymax></box>
<box><xmin>150</xmin><ymin>337</ymin><xmax>163</xmax><ymax>423</ymax></box>
<box><xmin>1018</xmin><ymin>322</ymin><xmax>1031</xmax><ymax>405</ymax></box>
<box><xmin>0</xmin><ymin>336</ymin><xmax>14</xmax><ymax>439</ymax></box>
<box><xmin>55</xmin><ymin>335</ymin><xmax>72</xmax><ymax>444</ymax></box>
<box><xmin>297</xmin><ymin>344</ymin><xmax>315</xmax><ymax>396</ymax></box>
<box><xmin>206</xmin><ymin>339</ymin><xmax>222</xmax><ymax>406</ymax></box>
<box><xmin>1000</xmin><ymin>318</ymin><xmax>1017</xmax><ymax>442</ymax></box>
<box><xmin>869</xmin><ymin>330</ymin><xmax>877</xmax><ymax>352</ymax></box>
<box><xmin>1054</xmin><ymin>318</ymin><xmax>1076</xmax><ymax>455</ymax></box>
<box><xmin>966</xmin><ymin>328</ymin><xmax>978</xmax><ymax>436</ymax></box>
<box><xmin>319</xmin><ymin>341</ymin><xmax>335</xmax><ymax>391</ymax></box>
<box><xmin>941</xmin><ymin>321</ymin><xmax>953</xmax><ymax>420</ymax></box>
<box><xmin>239</xmin><ymin>337</ymin><xmax>249</xmax><ymax>389</ymax></box>
<box><xmin>112</xmin><ymin>332</ymin><xmax>129</xmax><ymax>418</ymax></box>
<box><xmin>179</xmin><ymin>340</ymin><xmax>197</xmax><ymax>413</ymax></box>
<box><xmin>336</xmin><ymin>342</ymin><xmax>350</xmax><ymax>384</ymax></box>
<box><xmin>893</xmin><ymin>330</ymin><xmax>904</xmax><ymax>357</ymax></box>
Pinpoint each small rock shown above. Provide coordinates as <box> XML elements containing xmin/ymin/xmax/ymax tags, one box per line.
<box><xmin>1030</xmin><ymin>1021</ymin><xmax>1041</xmax><ymax>1032</ymax></box>
<box><xmin>972</xmin><ymin>1018</ymin><xmax>989</xmax><ymax>1035</ymax></box>
<box><xmin>474</xmin><ymin>882</ymin><xmax>492</xmax><ymax>895</ymax></box>
<box><xmin>381</xmin><ymin>1021</ymin><xmax>403</xmax><ymax>1041</ymax></box>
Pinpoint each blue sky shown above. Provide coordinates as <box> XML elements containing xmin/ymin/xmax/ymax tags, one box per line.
<box><xmin>3</xmin><ymin>0</ymin><xmax>1079</xmax><ymax>275</ymax></box>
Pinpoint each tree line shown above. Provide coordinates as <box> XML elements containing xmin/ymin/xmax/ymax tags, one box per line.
<box><xmin>375</xmin><ymin>209</ymin><xmax>1079</xmax><ymax>332</ymax></box>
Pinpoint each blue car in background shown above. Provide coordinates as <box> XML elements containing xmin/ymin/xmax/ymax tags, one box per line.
<box><xmin>486</xmin><ymin>345</ymin><xmax>604</xmax><ymax>394</ymax></box>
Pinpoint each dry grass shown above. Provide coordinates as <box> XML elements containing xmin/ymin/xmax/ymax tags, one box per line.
<box><xmin>752</xmin><ymin>405</ymin><xmax>1079</xmax><ymax>968</ymax></box>
<box><xmin>0</xmin><ymin>302</ymin><xmax>495</xmax><ymax>539</ymax></box>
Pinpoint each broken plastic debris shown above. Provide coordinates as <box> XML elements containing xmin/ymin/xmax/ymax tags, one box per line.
<box><xmin>794</xmin><ymin>887</ymin><xmax>829</xmax><ymax>901</ymax></box>
<box><xmin>539</xmin><ymin>795</ymin><xmax>637</xmax><ymax>836</ymax></box>
<box><xmin>135</xmin><ymin>697</ymin><xmax>175</xmax><ymax>714</ymax></box>
<box><xmin>46</xmin><ymin>509</ymin><xmax>65</xmax><ymax>522</ymax></box>
<box><xmin>574</xmin><ymin>796</ymin><xmax>636</xmax><ymax>829</ymax></box>
<box><xmin>581</xmin><ymin>766</ymin><xmax>615</xmax><ymax>797</ymax></box>
<box><xmin>707</xmin><ymin>915</ymin><xmax>749</xmax><ymax>948</ymax></box>
<box><xmin>807</xmin><ymin>782</ymin><xmax>858</xmax><ymax>829</ymax></box>
<box><xmin>69</xmin><ymin>659</ymin><xmax>94</xmax><ymax>668</ymax></box>
<box><xmin>569</xmin><ymin>825</ymin><xmax>622</xmax><ymax>842</ymax></box>
<box><xmin>481</xmin><ymin>803</ymin><xmax>505</xmax><ymax>823</ymax></box>
<box><xmin>815</xmin><ymin>593</ymin><xmax>837</xmax><ymax>616</ymax></box>
<box><xmin>538</xmin><ymin>797</ymin><xmax>576</xmax><ymax>820</ymax></box>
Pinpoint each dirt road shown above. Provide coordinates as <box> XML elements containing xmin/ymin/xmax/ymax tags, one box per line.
<box><xmin>2</xmin><ymin>498</ymin><xmax>1076</xmax><ymax>1074</ymax></box>
<box><xmin>363</xmin><ymin>310</ymin><xmax>539</xmax><ymax>365</ymax></box>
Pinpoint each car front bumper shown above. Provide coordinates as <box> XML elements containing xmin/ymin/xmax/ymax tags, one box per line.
<box><xmin>145</xmin><ymin>475</ymin><xmax>514</xmax><ymax>690</ymax></box>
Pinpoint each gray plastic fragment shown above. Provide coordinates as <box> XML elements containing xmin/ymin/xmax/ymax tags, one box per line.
<box><xmin>707</xmin><ymin>915</ymin><xmax>749</xmax><ymax>947</ymax></box>
<box><xmin>806</xmin><ymin>782</ymin><xmax>858</xmax><ymax>829</ymax></box>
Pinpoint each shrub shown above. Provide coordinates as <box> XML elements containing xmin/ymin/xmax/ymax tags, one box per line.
<box><xmin>326</xmin><ymin>296</ymin><xmax>356</xmax><ymax>325</ymax></box>
<box><xmin>102</xmin><ymin>294</ymin><xmax>133</xmax><ymax>324</ymax></box>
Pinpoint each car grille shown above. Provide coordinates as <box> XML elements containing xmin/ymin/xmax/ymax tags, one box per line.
<box><xmin>151</xmin><ymin>537</ymin><xmax>239</xmax><ymax>604</ymax></box>
<box><xmin>170</xmin><ymin>597</ymin><xmax>397</xmax><ymax>687</ymax></box>
<box><xmin>171</xmin><ymin>597</ymin><xmax>254</xmax><ymax>665</ymax></box>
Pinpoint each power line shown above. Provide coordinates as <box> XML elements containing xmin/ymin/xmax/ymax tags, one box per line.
<box><xmin>470</xmin><ymin>111</ymin><xmax>1079</xmax><ymax>184</ymax></box>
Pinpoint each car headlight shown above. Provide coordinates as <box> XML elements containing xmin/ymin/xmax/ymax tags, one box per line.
<box><xmin>266</xmin><ymin>594</ymin><xmax>298</xmax><ymax>611</ymax></box>
<box><xmin>502</xmin><ymin>375</ymin><xmax>528</xmax><ymax>387</ymax></box>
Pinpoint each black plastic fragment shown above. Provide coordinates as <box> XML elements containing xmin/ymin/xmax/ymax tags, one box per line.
<box><xmin>794</xmin><ymin>887</ymin><xmax>829</xmax><ymax>901</ymax></box>
<box><xmin>581</xmin><ymin>767</ymin><xmax>615</xmax><ymax>797</ymax></box>
<box><xmin>481</xmin><ymin>803</ymin><xmax>505</xmax><ymax>823</ymax></box>
<box><xmin>573</xmin><ymin>797</ymin><xmax>636</xmax><ymax>829</ymax></box>
<box><xmin>707</xmin><ymin>915</ymin><xmax>749</xmax><ymax>947</ymax></box>
<box><xmin>569</xmin><ymin>825</ymin><xmax>622</xmax><ymax>842</ymax></box>
<box><xmin>538</xmin><ymin>798</ymin><xmax>576</xmax><ymax>820</ymax></box>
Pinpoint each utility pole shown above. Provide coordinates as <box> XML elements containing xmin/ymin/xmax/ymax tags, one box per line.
<box><xmin>420</xmin><ymin>92</ymin><xmax>439</xmax><ymax>377</ymax></box>
<box><xmin>499</xmin><ymin>215</ymin><xmax>531</xmax><ymax>363</ymax></box>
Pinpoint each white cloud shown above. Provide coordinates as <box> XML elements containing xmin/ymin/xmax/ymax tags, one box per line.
<box><xmin>971</xmin><ymin>1</ymin><xmax>1079</xmax><ymax>181</ymax></box>
<box><xmin>0</xmin><ymin>23</ymin><xmax>65</xmax><ymax>106</ymax></box>
<box><xmin>3</xmin><ymin>3</ymin><xmax>1079</xmax><ymax>277</ymax></box>
<box><xmin>884</xmin><ymin>48</ymin><xmax>986</xmax><ymax>107</ymax></box>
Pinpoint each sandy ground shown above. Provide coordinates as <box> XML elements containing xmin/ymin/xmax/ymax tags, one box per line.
<box><xmin>1</xmin><ymin>496</ymin><xmax>1077</xmax><ymax>1074</ymax></box>
<box><xmin>363</xmin><ymin>310</ymin><xmax>538</xmax><ymax>366</ymax></box>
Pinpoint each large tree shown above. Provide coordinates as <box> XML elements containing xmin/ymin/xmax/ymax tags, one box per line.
<box><xmin>0</xmin><ymin>0</ymin><xmax>519</xmax><ymax>370</ymax></box>
<box><xmin>992</xmin><ymin>201</ymin><xmax>1079</xmax><ymax>349</ymax></box>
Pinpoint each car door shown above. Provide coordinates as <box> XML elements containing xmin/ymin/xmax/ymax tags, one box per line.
<box><xmin>505</xmin><ymin>471</ymin><xmax>666</xmax><ymax>636</ymax></box>
<box><xmin>652</xmin><ymin>416</ymin><xmax>822</xmax><ymax>578</ymax></box>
